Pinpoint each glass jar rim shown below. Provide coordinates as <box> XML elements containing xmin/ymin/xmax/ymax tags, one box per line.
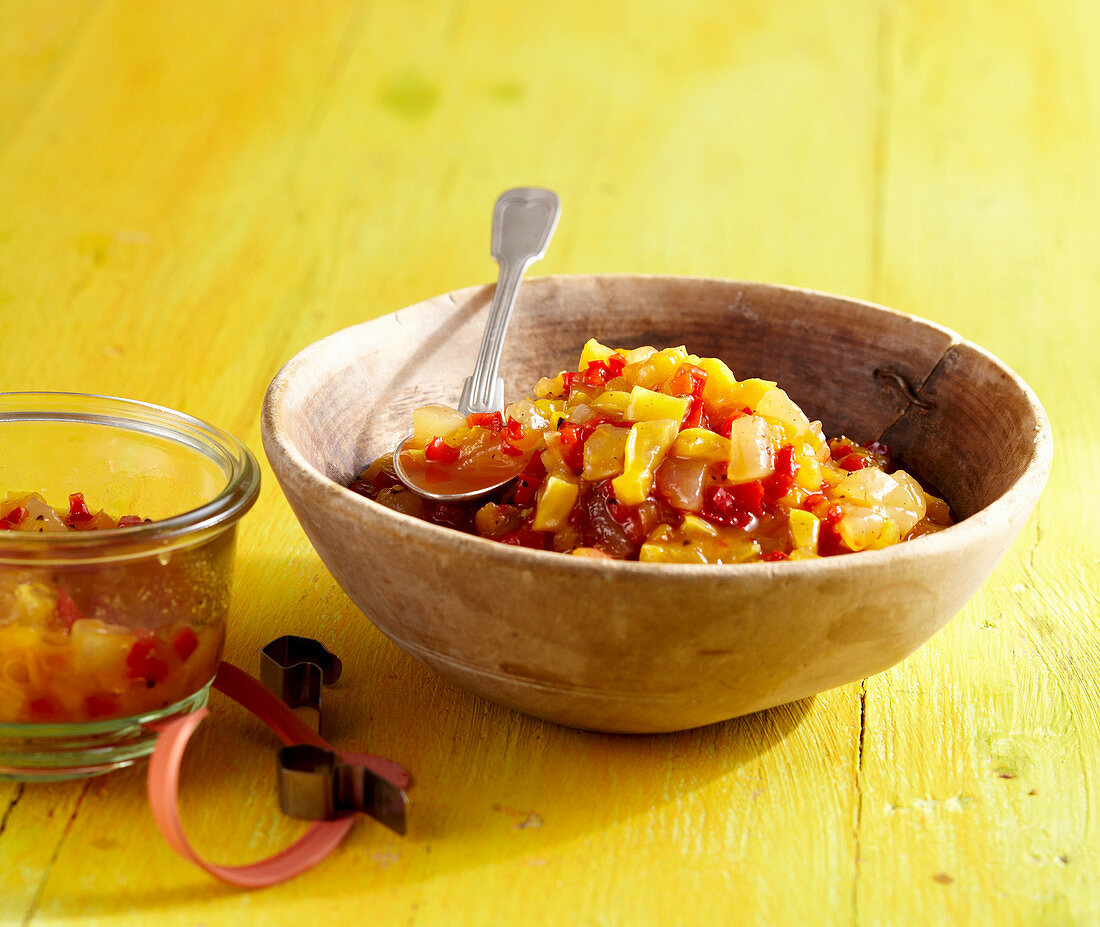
<box><xmin>0</xmin><ymin>391</ymin><xmax>260</xmax><ymax>561</ymax></box>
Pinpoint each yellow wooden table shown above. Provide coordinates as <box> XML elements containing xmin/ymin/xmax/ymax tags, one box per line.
<box><xmin>1</xmin><ymin>2</ymin><xmax>1096</xmax><ymax>923</ymax></box>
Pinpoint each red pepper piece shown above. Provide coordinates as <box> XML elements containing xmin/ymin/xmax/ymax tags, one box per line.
<box><xmin>0</xmin><ymin>506</ymin><xmax>27</xmax><ymax>529</ymax></box>
<box><xmin>715</xmin><ymin>407</ymin><xmax>752</xmax><ymax>439</ymax></box>
<box><xmin>557</xmin><ymin>423</ymin><xmax>585</xmax><ymax>474</ymax></box>
<box><xmin>28</xmin><ymin>697</ymin><xmax>62</xmax><ymax>720</ymax></box>
<box><xmin>763</xmin><ymin>445</ymin><xmax>799</xmax><ymax>503</ymax></box>
<box><xmin>497</xmin><ymin>527</ymin><xmax>549</xmax><ymax>550</ymax></box>
<box><xmin>561</xmin><ymin>371</ymin><xmax>577</xmax><ymax>395</ymax></box>
<box><xmin>818</xmin><ymin>523</ymin><xmax>845</xmax><ymax>557</ymax></box>
<box><xmin>864</xmin><ymin>440</ymin><xmax>891</xmax><ymax>457</ymax></box>
<box><xmin>762</xmin><ymin>550</ymin><xmax>789</xmax><ymax>562</ymax></box>
<box><xmin>54</xmin><ymin>588</ymin><xmax>86</xmax><ymax>631</ymax></box>
<box><xmin>839</xmin><ymin>453</ymin><xmax>870</xmax><ymax>472</ymax></box>
<box><xmin>467</xmin><ymin>411</ymin><xmax>504</xmax><ymax>433</ymax></box>
<box><xmin>730</xmin><ymin>480</ymin><xmax>766</xmax><ymax>516</ymax></box>
<box><xmin>500</xmin><ymin>417</ymin><xmax>527</xmax><ymax>457</ymax></box>
<box><xmin>172</xmin><ymin>627</ymin><xmax>199</xmax><ymax>662</ymax></box>
<box><xmin>512</xmin><ymin>456</ymin><xmax>547</xmax><ymax>506</ymax></box>
<box><xmin>579</xmin><ymin>354</ymin><xmax>626</xmax><ymax>389</ymax></box>
<box><xmin>424</xmin><ymin>437</ymin><xmax>461</xmax><ymax>464</ymax></box>
<box><xmin>581</xmin><ymin>360</ymin><xmax>611</xmax><ymax>388</ymax></box>
<box><xmin>704</xmin><ymin>486</ymin><xmax>754</xmax><ymax>528</ymax></box>
<box><xmin>126</xmin><ymin>639</ymin><xmax>170</xmax><ymax>684</ymax></box>
<box><xmin>803</xmin><ymin>492</ymin><xmax>827</xmax><ymax>512</ymax></box>
<box><xmin>667</xmin><ymin>364</ymin><xmax>707</xmax><ymax>399</ymax></box>
<box><xmin>116</xmin><ymin>514</ymin><xmax>145</xmax><ymax>527</ymax></box>
<box><xmin>84</xmin><ymin>694</ymin><xmax>118</xmax><ymax>719</ymax></box>
<box><xmin>66</xmin><ymin>492</ymin><xmax>95</xmax><ymax>527</ymax></box>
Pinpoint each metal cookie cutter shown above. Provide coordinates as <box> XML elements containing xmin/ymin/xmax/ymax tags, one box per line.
<box><xmin>261</xmin><ymin>636</ymin><xmax>409</xmax><ymax>836</ymax></box>
<box><xmin>260</xmin><ymin>635</ymin><xmax>343</xmax><ymax>731</ymax></box>
<box><xmin>277</xmin><ymin>744</ymin><xmax>408</xmax><ymax>834</ymax></box>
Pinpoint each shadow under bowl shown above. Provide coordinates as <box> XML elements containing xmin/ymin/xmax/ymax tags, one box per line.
<box><xmin>261</xmin><ymin>276</ymin><xmax>1052</xmax><ymax>733</ymax></box>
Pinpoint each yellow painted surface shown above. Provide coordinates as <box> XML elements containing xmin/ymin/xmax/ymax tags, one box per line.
<box><xmin>0</xmin><ymin>1</ymin><xmax>1096</xmax><ymax>924</ymax></box>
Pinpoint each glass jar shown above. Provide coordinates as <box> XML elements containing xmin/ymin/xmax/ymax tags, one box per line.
<box><xmin>0</xmin><ymin>393</ymin><xmax>260</xmax><ymax>780</ymax></box>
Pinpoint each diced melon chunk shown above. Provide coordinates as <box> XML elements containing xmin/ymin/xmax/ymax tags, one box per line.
<box><xmin>837</xmin><ymin>508</ymin><xmax>902</xmax><ymax>551</ymax></box>
<box><xmin>832</xmin><ymin>467</ymin><xmax>899</xmax><ymax>506</ymax></box>
<box><xmin>583</xmin><ymin>424</ymin><xmax>630</xmax><ymax>481</ymax></box>
<box><xmin>787</xmin><ymin>509</ymin><xmax>821</xmax><ymax>551</ymax></box>
<box><xmin>833</xmin><ymin>468</ymin><xmax>927</xmax><ymax>534</ymax></box>
<box><xmin>673</xmin><ymin>428</ymin><xmax>731</xmax><ymax>462</ymax></box>
<box><xmin>695</xmin><ymin>356</ymin><xmax>738</xmax><ymax>408</ymax></box>
<box><xmin>624</xmin><ymin>386</ymin><xmax>691</xmax><ymax>425</ymax></box>
<box><xmin>626</xmin><ymin>351</ymin><xmax>680</xmax><ymax>390</ymax></box>
<box><xmin>412</xmin><ymin>404</ymin><xmax>466</xmax><ymax>445</ymax></box>
<box><xmin>589</xmin><ymin>390</ymin><xmax>632</xmax><ymax>414</ymax></box>
<box><xmin>611</xmin><ymin>420</ymin><xmax>679</xmax><ymax>506</ymax></box>
<box><xmin>680</xmin><ymin>514</ymin><xmax>719</xmax><ymax>539</ymax></box>
<box><xmin>623</xmin><ymin>346</ymin><xmax>657</xmax><ymax>365</ymax></box>
<box><xmin>726</xmin><ymin>415</ymin><xmax>776</xmax><ymax>483</ymax></box>
<box><xmin>532</xmin><ymin>476</ymin><xmax>580</xmax><ymax>531</ymax></box>
<box><xmin>755</xmin><ymin>388</ymin><xmax>813</xmax><ymax>441</ymax></box>
<box><xmin>730</xmin><ymin>378</ymin><xmax>777</xmax><ymax>411</ymax></box>
<box><xmin>794</xmin><ymin>454</ymin><xmax>824</xmax><ymax>492</ymax></box>
<box><xmin>70</xmin><ymin>619</ymin><xmax>132</xmax><ymax>677</ymax></box>
<box><xmin>12</xmin><ymin>583</ymin><xmax>55</xmax><ymax>627</ymax></box>
<box><xmin>578</xmin><ymin>338</ymin><xmax>615</xmax><ymax>370</ymax></box>
<box><xmin>507</xmin><ymin>398</ymin><xmax>561</xmax><ymax>431</ymax></box>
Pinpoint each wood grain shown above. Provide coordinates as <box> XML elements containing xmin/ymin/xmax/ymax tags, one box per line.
<box><xmin>0</xmin><ymin>0</ymin><xmax>1095</xmax><ymax>924</ymax></box>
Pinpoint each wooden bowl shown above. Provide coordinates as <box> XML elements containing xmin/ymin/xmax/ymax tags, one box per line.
<box><xmin>261</xmin><ymin>276</ymin><xmax>1052</xmax><ymax>733</ymax></box>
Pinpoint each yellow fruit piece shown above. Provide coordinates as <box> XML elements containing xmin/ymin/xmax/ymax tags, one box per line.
<box><xmin>623</xmin><ymin>346</ymin><xmax>657</xmax><ymax>365</ymax></box>
<box><xmin>663</xmin><ymin>345</ymin><xmax>689</xmax><ymax>365</ymax></box>
<box><xmin>729</xmin><ymin>378</ymin><xmax>777</xmax><ymax>412</ymax></box>
<box><xmin>673</xmin><ymin>428</ymin><xmax>731</xmax><ymax>462</ymax></box>
<box><xmin>589</xmin><ymin>390</ymin><xmax>632</xmax><ymax>415</ymax></box>
<box><xmin>794</xmin><ymin>454</ymin><xmax>823</xmax><ymax>491</ymax></box>
<box><xmin>578</xmin><ymin>338</ymin><xmax>615</xmax><ymax>370</ymax></box>
<box><xmin>640</xmin><ymin>529</ymin><xmax>761</xmax><ymax>564</ymax></box>
<box><xmin>726</xmin><ymin>415</ymin><xmax>776</xmax><ymax>483</ymax></box>
<box><xmin>788</xmin><ymin>509</ymin><xmax>821</xmax><ymax>551</ymax></box>
<box><xmin>695</xmin><ymin>356</ymin><xmax>738</xmax><ymax>407</ymax></box>
<box><xmin>624</xmin><ymin>386</ymin><xmax>690</xmax><ymax>425</ymax></box>
<box><xmin>755</xmin><ymin>388</ymin><xmax>813</xmax><ymax>441</ymax></box>
<box><xmin>787</xmin><ymin>548</ymin><xmax>820</xmax><ymax>561</ymax></box>
<box><xmin>13</xmin><ymin>583</ymin><xmax>55</xmax><ymax>627</ymax></box>
<box><xmin>532</xmin><ymin>476</ymin><xmax>580</xmax><ymax>531</ymax></box>
<box><xmin>680</xmin><ymin>514</ymin><xmax>719</xmax><ymax>539</ymax></box>
<box><xmin>626</xmin><ymin>351</ymin><xmax>680</xmax><ymax>390</ymax></box>
<box><xmin>837</xmin><ymin>508</ymin><xmax>902</xmax><ymax>551</ymax></box>
<box><xmin>412</xmin><ymin>404</ymin><xmax>466</xmax><ymax>445</ymax></box>
<box><xmin>612</xmin><ymin>419</ymin><xmax>679</xmax><ymax>506</ymax></box>
<box><xmin>583</xmin><ymin>424</ymin><xmax>630</xmax><ymax>481</ymax></box>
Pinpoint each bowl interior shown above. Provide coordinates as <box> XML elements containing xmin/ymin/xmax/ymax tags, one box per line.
<box><xmin>278</xmin><ymin>276</ymin><xmax>1048</xmax><ymax>522</ymax></box>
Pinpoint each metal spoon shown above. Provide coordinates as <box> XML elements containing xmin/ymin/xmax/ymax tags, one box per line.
<box><xmin>392</xmin><ymin>187</ymin><xmax>561</xmax><ymax>502</ymax></box>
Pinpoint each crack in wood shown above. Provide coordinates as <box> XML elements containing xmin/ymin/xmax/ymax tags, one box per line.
<box><xmin>20</xmin><ymin>780</ymin><xmax>92</xmax><ymax>927</ymax></box>
<box><xmin>0</xmin><ymin>783</ymin><xmax>26</xmax><ymax>838</ymax></box>
<box><xmin>852</xmin><ymin>678</ymin><xmax>868</xmax><ymax>927</ymax></box>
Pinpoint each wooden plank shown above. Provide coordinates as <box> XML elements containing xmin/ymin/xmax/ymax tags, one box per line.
<box><xmin>859</xmin><ymin>0</ymin><xmax>1100</xmax><ymax>923</ymax></box>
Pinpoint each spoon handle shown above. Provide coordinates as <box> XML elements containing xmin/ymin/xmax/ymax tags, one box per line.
<box><xmin>458</xmin><ymin>187</ymin><xmax>561</xmax><ymax>415</ymax></box>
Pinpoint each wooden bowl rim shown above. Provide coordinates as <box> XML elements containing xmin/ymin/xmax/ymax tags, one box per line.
<box><xmin>262</xmin><ymin>274</ymin><xmax>1053</xmax><ymax>581</ymax></box>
